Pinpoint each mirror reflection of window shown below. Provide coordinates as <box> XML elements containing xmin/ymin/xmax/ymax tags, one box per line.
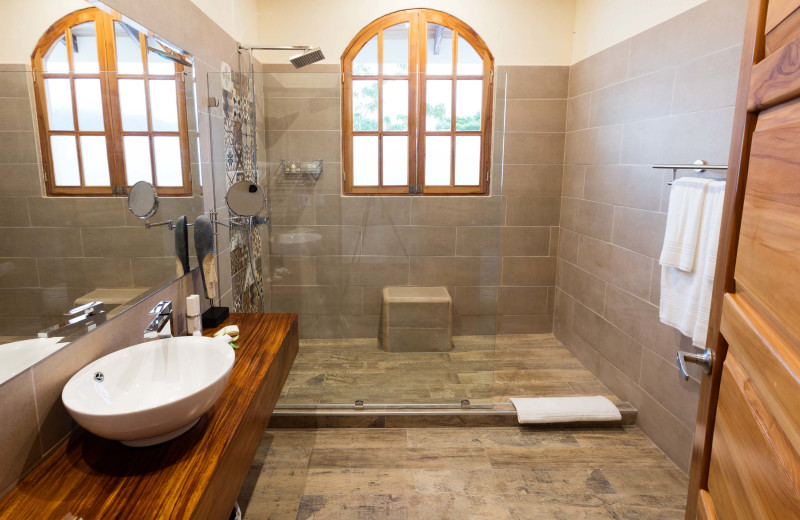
<box><xmin>32</xmin><ymin>8</ymin><xmax>193</xmax><ymax>197</ymax></box>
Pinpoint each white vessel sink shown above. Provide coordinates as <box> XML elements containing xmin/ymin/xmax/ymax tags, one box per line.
<box><xmin>62</xmin><ymin>336</ymin><xmax>235</xmax><ymax>447</ymax></box>
<box><xmin>0</xmin><ymin>337</ymin><xmax>66</xmax><ymax>385</ymax></box>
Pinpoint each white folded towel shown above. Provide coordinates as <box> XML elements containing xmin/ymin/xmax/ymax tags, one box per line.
<box><xmin>660</xmin><ymin>180</ymin><xmax>726</xmax><ymax>345</ymax></box>
<box><xmin>510</xmin><ymin>396</ymin><xmax>621</xmax><ymax>424</ymax></box>
<box><xmin>660</xmin><ymin>178</ymin><xmax>713</xmax><ymax>271</ymax></box>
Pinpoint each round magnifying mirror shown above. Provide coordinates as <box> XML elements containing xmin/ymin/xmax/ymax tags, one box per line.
<box><xmin>127</xmin><ymin>181</ymin><xmax>159</xmax><ymax>219</ymax></box>
<box><xmin>226</xmin><ymin>181</ymin><xmax>266</xmax><ymax>217</ymax></box>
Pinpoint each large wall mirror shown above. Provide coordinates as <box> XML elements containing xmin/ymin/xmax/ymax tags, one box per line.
<box><xmin>0</xmin><ymin>5</ymin><xmax>205</xmax><ymax>385</ymax></box>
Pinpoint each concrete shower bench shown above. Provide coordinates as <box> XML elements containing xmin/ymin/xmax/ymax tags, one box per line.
<box><xmin>379</xmin><ymin>286</ymin><xmax>454</xmax><ymax>352</ymax></box>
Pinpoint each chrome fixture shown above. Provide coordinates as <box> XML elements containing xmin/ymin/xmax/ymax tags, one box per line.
<box><xmin>652</xmin><ymin>160</ymin><xmax>728</xmax><ymax>185</ymax></box>
<box><xmin>237</xmin><ymin>45</ymin><xmax>325</xmax><ymax>68</ymax></box>
<box><xmin>94</xmin><ymin>371</ymin><xmax>104</xmax><ymax>383</ymax></box>
<box><xmin>145</xmin><ymin>300</ymin><xmax>174</xmax><ymax>338</ymax></box>
<box><xmin>38</xmin><ymin>301</ymin><xmax>107</xmax><ymax>338</ymax></box>
<box><xmin>146</xmin><ymin>45</ymin><xmax>192</xmax><ymax>67</ymax></box>
<box><xmin>677</xmin><ymin>348</ymin><xmax>714</xmax><ymax>380</ymax></box>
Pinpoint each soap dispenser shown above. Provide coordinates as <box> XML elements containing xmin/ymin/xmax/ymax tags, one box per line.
<box><xmin>186</xmin><ymin>294</ymin><xmax>203</xmax><ymax>336</ymax></box>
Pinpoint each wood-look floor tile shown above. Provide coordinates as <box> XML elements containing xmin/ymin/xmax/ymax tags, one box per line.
<box><xmin>308</xmin><ymin>447</ymin><xmax>493</xmax><ymax>469</ymax></box>
<box><xmin>296</xmin><ymin>493</ymin><xmax>512</xmax><ymax>520</ymax></box>
<box><xmin>486</xmin><ymin>445</ymin><xmax>673</xmax><ymax>469</ymax></box>
<box><xmin>303</xmin><ymin>468</ymin><xmax>417</xmax><ymax>495</ymax></box>
<box><xmin>405</xmin><ymin>427</ymin><xmax>578</xmax><ymax>449</ymax></box>
<box><xmin>601</xmin><ymin>467</ymin><xmax>688</xmax><ymax>496</ymax></box>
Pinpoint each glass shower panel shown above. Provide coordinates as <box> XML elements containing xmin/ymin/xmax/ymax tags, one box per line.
<box><xmin>208</xmin><ymin>71</ymin><xmax>505</xmax><ymax>408</ymax></box>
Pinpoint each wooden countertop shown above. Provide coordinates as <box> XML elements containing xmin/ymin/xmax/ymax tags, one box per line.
<box><xmin>0</xmin><ymin>313</ymin><xmax>298</xmax><ymax>520</ymax></box>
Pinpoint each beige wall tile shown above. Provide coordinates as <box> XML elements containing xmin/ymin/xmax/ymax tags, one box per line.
<box><xmin>554</xmin><ymin>288</ymin><xmax>574</xmax><ymax>327</ymax></box>
<box><xmin>456</xmin><ymin>227</ymin><xmax>500</xmax><ymax>257</ymax></box>
<box><xmin>270</xmin><ymin>256</ymin><xmax>316</xmax><ymax>285</ymax></box>
<box><xmin>639</xmin><ymin>349</ymin><xmax>701</xmax><ymax>427</ymax></box>
<box><xmin>410</xmin><ymin>197</ymin><xmax>502</xmax><ymax>227</ymax></box>
<box><xmin>411</xmin><ymin>256</ymin><xmax>500</xmax><ymax>286</ymax></box>
<box><xmin>557</xmin><ymin>260</ymin><xmax>606</xmax><ymax>315</ymax></box>
<box><xmin>0</xmin><ymin>370</ymin><xmax>42</xmax><ymax>493</ymax></box>
<box><xmin>503</xmin><ymin>133</ymin><xmax>565</xmax><ymax>165</ymax></box>
<box><xmin>564</xmin><ymin>125</ymin><xmax>622</xmax><ymax>165</ymax></box>
<box><xmin>620</xmin><ymin>107</ymin><xmax>734</xmax><ymax>166</ymax></box>
<box><xmin>0</xmin><ymin>132</ymin><xmax>37</xmax><ymax>164</ymax></box>
<box><xmin>497</xmin><ymin>315</ymin><xmax>553</xmax><ymax>335</ymax></box>
<box><xmin>37</xmin><ymin>257</ymin><xmax>134</xmax><ymax>289</ymax></box>
<box><xmin>81</xmin><ymin>227</ymin><xmax>174</xmax><ymax>258</ymax></box>
<box><xmin>499</xmin><ymin>227</ymin><xmax>550</xmax><ymax>257</ymax></box>
<box><xmin>0</xmin><ymin>164</ymin><xmax>41</xmax><ymax>196</ymax></box>
<box><xmin>0</xmin><ymin>228</ymin><xmax>82</xmax><ymax>258</ymax></box>
<box><xmin>635</xmin><ymin>391</ymin><xmax>695</xmax><ymax>473</ymax></box>
<box><xmin>557</xmin><ymin>228</ymin><xmax>579</xmax><ymax>264</ymax></box>
<box><xmin>271</xmin><ymin>285</ymin><xmax>362</xmax><ymax>315</ymax></box>
<box><xmin>561</xmin><ymin>198</ymin><xmax>614</xmax><ymax>241</ymax></box>
<box><xmin>453</xmin><ymin>315</ymin><xmax>496</xmax><ymax>335</ymax></box>
<box><xmin>588</xmin><ymin>68</ymin><xmax>674</xmax><ymax>127</ymax></box>
<box><xmin>627</xmin><ymin>0</ymin><xmax>748</xmax><ymax>78</ymax></box>
<box><xmin>453</xmin><ymin>286</ymin><xmax>497</xmax><ymax>316</ymax></box>
<box><xmin>315</xmin><ymin>255</ymin><xmax>409</xmax><ymax>286</ymax></box>
<box><xmin>0</xmin><ymin>197</ymin><xmax>30</xmax><ymax>227</ymax></box>
<box><xmin>316</xmin><ymin>315</ymin><xmax>380</xmax><ymax>338</ymax></box>
<box><xmin>501</xmin><ymin>257</ymin><xmax>556</xmax><ymax>286</ymax></box>
<box><xmin>497</xmin><ymin>286</ymin><xmax>550</xmax><ymax>315</ymax></box>
<box><xmin>29</xmin><ymin>197</ymin><xmax>126</xmax><ymax>228</ymax></box>
<box><xmin>265</xmin><ymin>96</ymin><xmax>340</xmax><ymax>131</ymax></box>
<box><xmin>266</xmin><ymin>130</ymin><xmax>341</xmax><ymax>162</ymax></box>
<box><xmin>130</xmin><ymin>257</ymin><xmax>178</xmax><ymax>288</ymax></box>
<box><xmin>566</xmin><ymin>93</ymin><xmax>591</xmax><ymax>132</ymax></box>
<box><xmin>341</xmin><ymin>197</ymin><xmax>411</xmax><ymax>226</ymax></box>
<box><xmin>577</xmin><ymin>236</ymin><xmax>652</xmax><ymax>299</ymax></box>
<box><xmin>505</xmin><ymin>100</ymin><xmax>567</xmax><ymax>132</ymax></box>
<box><xmin>672</xmin><ymin>44</ymin><xmax>741</xmax><ymax>114</ymax></box>
<box><xmin>362</xmin><ymin>226</ymin><xmax>456</xmax><ymax>256</ymax></box>
<box><xmin>504</xmin><ymin>196</ymin><xmax>561</xmax><ymax>226</ymax></box>
<box><xmin>0</xmin><ymin>258</ymin><xmax>38</xmax><ymax>288</ymax></box>
<box><xmin>269</xmin><ymin>226</ymin><xmax>362</xmax><ymax>256</ymax></box>
<box><xmin>611</xmin><ymin>207</ymin><xmax>667</xmax><ymax>258</ymax></box>
<box><xmin>0</xmin><ymin>98</ymin><xmax>34</xmax><ymax>132</ymax></box>
<box><xmin>0</xmin><ymin>70</ymin><xmax>31</xmax><ymax>98</ymax></box>
<box><xmin>561</xmin><ymin>165</ymin><xmax>585</xmax><ymax>199</ymax></box>
<box><xmin>572</xmin><ymin>302</ymin><xmax>642</xmax><ymax>381</ymax></box>
<box><xmin>498</xmin><ymin>66</ymin><xmax>569</xmax><ymax>99</ymax></box>
<box><xmin>569</xmin><ymin>40</ymin><xmax>630</xmax><ymax>97</ymax></box>
<box><xmin>500</xmin><ymin>165</ymin><xmax>562</xmax><ymax>197</ymax></box>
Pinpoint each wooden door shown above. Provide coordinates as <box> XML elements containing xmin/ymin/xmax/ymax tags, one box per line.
<box><xmin>686</xmin><ymin>0</ymin><xmax>800</xmax><ymax>518</ymax></box>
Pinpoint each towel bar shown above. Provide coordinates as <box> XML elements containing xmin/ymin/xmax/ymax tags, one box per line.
<box><xmin>653</xmin><ymin>160</ymin><xmax>728</xmax><ymax>185</ymax></box>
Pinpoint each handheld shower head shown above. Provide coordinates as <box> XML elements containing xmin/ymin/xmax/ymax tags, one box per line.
<box><xmin>289</xmin><ymin>47</ymin><xmax>325</xmax><ymax>68</ymax></box>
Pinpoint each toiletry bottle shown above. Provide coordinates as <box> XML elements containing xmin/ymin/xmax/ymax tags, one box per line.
<box><xmin>186</xmin><ymin>294</ymin><xmax>203</xmax><ymax>336</ymax></box>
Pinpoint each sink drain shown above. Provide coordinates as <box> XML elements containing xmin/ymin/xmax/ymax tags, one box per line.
<box><xmin>94</xmin><ymin>371</ymin><xmax>104</xmax><ymax>382</ymax></box>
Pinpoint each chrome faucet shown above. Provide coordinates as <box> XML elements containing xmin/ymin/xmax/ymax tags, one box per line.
<box><xmin>144</xmin><ymin>301</ymin><xmax>175</xmax><ymax>338</ymax></box>
<box><xmin>39</xmin><ymin>301</ymin><xmax>107</xmax><ymax>338</ymax></box>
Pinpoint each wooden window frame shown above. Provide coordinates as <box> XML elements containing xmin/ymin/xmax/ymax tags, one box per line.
<box><xmin>341</xmin><ymin>9</ymin><xmax>494</xmax><ymax>196</ymax></box>
<box><xmin>31</xmin><ymin>8</ymin><xmax>193</xmax><ymax>197</ymax></box>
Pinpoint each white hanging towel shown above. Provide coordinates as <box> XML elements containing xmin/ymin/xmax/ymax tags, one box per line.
<box><xmin>510</xmin><ymin>396</ymin><xmax>621</xmax><ymax>424</ymax></box>
<box><xmin>660</xmin><ymin>180</ymin><xmax>725</xmax><ymax>344</ymax></box>
<box><xmin>660</xmin><ymin>177</ymin><xmax>713</xmax><ymax>271</ymax></box>
<box><xmin>691</xmin><ymin>181</ymin><xmax>726</xmax><ymax>347</ymax></box>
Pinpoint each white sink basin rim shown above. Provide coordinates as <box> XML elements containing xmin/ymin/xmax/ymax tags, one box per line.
<box><xmin>62</xmin><ymin>336</ymin><xmax>234</xmax><ymax>447</ymax></box>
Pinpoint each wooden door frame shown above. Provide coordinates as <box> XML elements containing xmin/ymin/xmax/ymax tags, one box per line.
<box><xmin>684</xmin><ymin>0</ymin><xmax>767</xmax><ymax>517</ymax></box>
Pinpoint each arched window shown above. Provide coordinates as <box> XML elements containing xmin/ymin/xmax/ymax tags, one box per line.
<box><xmin>32</xmin><ymin>8</ymin><xmax>192</xmax><ymax>196</ymax></box>
<box><xmin>342</xmin><ymin>9</ymin><xmax>494</xmax><ymax>195</ymax></box>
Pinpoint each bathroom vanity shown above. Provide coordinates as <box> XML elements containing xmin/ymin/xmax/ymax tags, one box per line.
<box><xmin>0</xmin><ymin>313</ymin><xmax>298</xmax><ymax>520</ymax></box>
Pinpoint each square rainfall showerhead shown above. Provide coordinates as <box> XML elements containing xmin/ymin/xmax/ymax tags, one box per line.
<box><xmin>290</xmin><ymin>47</ymin><xmax>325</xmax><ymax>68</ymax></box>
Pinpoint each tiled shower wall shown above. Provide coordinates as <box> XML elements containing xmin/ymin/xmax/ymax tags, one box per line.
<box><xmin>263</xmin><ymin>65</ymin><xmax>567</xmax><ymax>339</ymax></box>
<box><xmin>554</xmin><ymin>0</ymin><xmax>747</xmax><ymax>472</ymax></box>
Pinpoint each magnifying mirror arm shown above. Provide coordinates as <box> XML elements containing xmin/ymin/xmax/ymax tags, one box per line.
<box><xmin>145</xmin><ymin>219</ymin><xmax>175</xmax><ymax>231</ymax></box>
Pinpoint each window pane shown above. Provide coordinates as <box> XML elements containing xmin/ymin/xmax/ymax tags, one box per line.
<box><xmin>44</xmin><ymin>35</ymin><xmax>69</xmax><ymax>73</ymax></box>
<box><xmin>71</xmin><ymin>22</ymin><xmax>99</xmax><ymax>74</ymax></box>
<box><xmin>123</xmin><ymin>136</ymin><xmax>153</xmax><ymax>184</ymax></box>
<box><xmin>456</xmin><ymin>80</ymin><xmax>482</xmax><ymax>131</ymax></box>
<box><xmin>382</xmin><ymin>80</ymin><xmax>408</xmax><ymax>131</ymax></box>
<box><xmin>457</xmin><ymin>36</ymin><xmax>482</xmax><ymax>75</ymax></box>
<box><xmin>115</xmin><ymin>22</ymin><xmax>143</xmax><ymax>74</ymax></box>
<box><xmin>383</xmin><ymin>23</ymin><xmax>408</xmax><ymax>75</ymax></box>
<box><xmin>455</xmin><ymin>135</ymin><xmax>481</xmax><ymax>185</ymax></box>
<box><xmin>75</xmin><ymin>79</ymin><xmax>104</xmax><ymax>131</ymax></box>
<box><xmin>352</xmin><ymin>80</ymin><xmax>378</xmax><ymax>131</ymax></box>
<box><xmin>426</xmin><ymin>79</ymin><xmax>451</xmax><ymax>130</ymax></box>
<box><xmin>383</xmin><ymin>136</ymin><xmax>408</xmax><ymax>186</ymax></box>
<box><xmin>147</xmin><ymin>39</ymin><xmax>177</xmax><ymax>74</ymax></box>
<box><xmin>425</xmin><ymin>136</ymin><xmax>451</xmax><ymax>185</ymax></box>
<box><xmin>426</xmin><ymin>23</ymin><xmax>452</xmax><ymax>75</ymax></box>
<box><xmin>149</xmin><ymin>80</ymin><xmax>179</xmax><ymax>131</ymax></box>
<box><xmin>153</xmin><ymin>136</ymin><xmax>182</xmax><ymax>186</ymax></box>
<box><xmin>353</xmin><ymin>136</ymin><xmax>378</xmax><ymax>186</ymax></box>
<box><xmin>80</xmin><ymin>136</ymin><xmax>110</xmax><ymax>185</ymax></box>
<box><xmin>353</xmin><ymin>35</ymin><xmax>377</xmax><ymax>75</ymax></box>
<box><xmin>119</xmin><ymin>79</ymin><xmax>148</xmax><ymax>131</ymax></box>
<box><xmin>45</xmin><ymin>78</ymin><xmax>73</xmax><ymax>131</ymax></box>
<box><xmin>50</xmin><ymin>136</ymin><xmax>80</xmax><ymax>186</ymax></box>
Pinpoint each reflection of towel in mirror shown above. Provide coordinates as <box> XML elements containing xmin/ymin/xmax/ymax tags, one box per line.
<box><xmin>660</xmin><ymin>181</ymin><xmax>726</xmax><ymax>347</ymax></box>
<box><xmin>659</xmin><ymin>178</ymin><xmax>712</xmax><ymax>271</ymax></box>
<box><xmin>194</xmin><ymin>216</ymin><xmax>217</xmax><ymax>300</ymax></box>
<box><xmin>175</xmin><ymin>216</ymin><xmax>190</xmax><ymax>276</ymax></box>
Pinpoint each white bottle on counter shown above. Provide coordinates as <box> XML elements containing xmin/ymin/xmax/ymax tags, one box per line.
<box><xmin>186</xmin><ymin>294</ymin><xmax>203</xmax><ymax>336</ymax></box>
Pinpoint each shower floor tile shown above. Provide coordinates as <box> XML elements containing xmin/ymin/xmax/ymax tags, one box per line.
<box><xmin>238</xmin><ymin>427</ymin><xmax>688</xmax><ymax>519</ymax></box>
<box><xmin>277</xmin><ymin>333</ymin><xmax>618</xmax><ymax>406</ymax></box>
